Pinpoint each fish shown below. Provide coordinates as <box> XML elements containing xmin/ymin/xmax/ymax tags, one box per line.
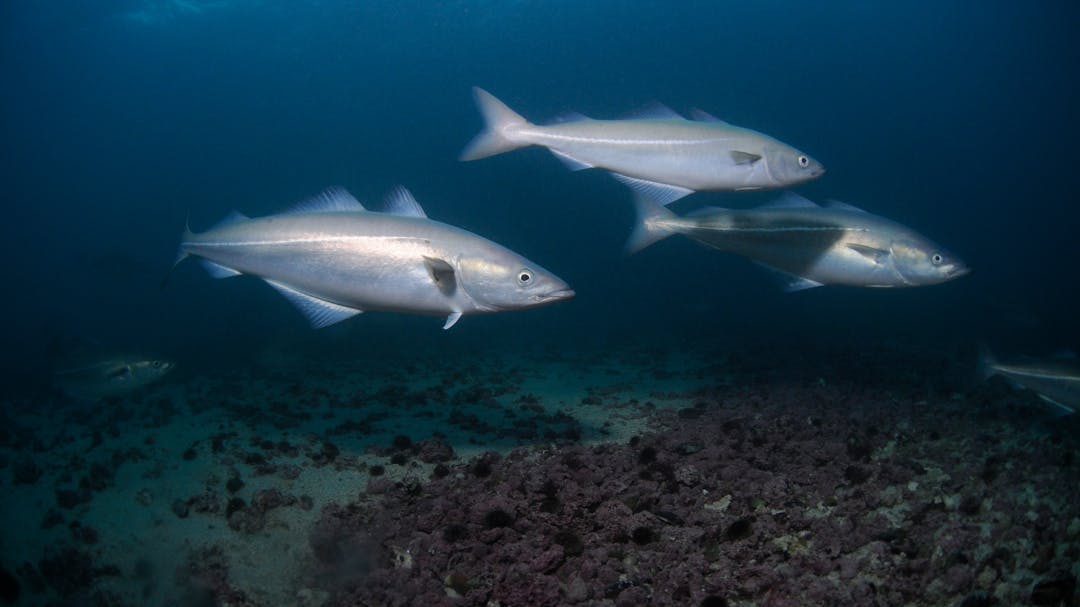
<box><xmin>979</xmin><ymin>348</ymin><xmax>1080</xmax><ymax>414</ymax></box>
<box><xmin>175</xmin><ymin>186</ymin><xmax>574</xmax><ymax>330</ymax></box>
<box><xmin>53</xmin><ymin>356</ymin><xmax>174</xmax><ymax>399</ymax></box>
<box><xmin>459</xmin><ymin>87</ymin><xmax>825</xmax><ymax>205</ymax></box>
<box><xmin>626</xmin><ymin>193</ymin><xmax>969</xmax><ymax>290</ymax></box>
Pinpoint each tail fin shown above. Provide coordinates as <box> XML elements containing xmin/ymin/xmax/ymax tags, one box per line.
<box><xmin>976</xmin><ymin>342</ymin><xmax>998</xmax><ymax>381</ymax></box>
<box><xmin>459</xmin><ymin>87</ymin><xmax>530</xmax><ymax>161</ymax></box>
<box><xmin>626</xmin><ymin>195</ymin><xmax>679</xmax><ymax>254</ymax></box>
<box><xmin>161</xmin><ymin>216</ymin><xmax>193</xmax><ymax>288</ymax></box>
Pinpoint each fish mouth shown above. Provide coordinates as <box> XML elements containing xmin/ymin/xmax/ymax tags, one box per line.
<box><xmin>947</xmin><ymin>265</ymin><xmax>972</xmax><ymax>279</ymax></box>
<box><xmin>534</xmin><ymin>288</ymin><xmax>576</xmax><ymax>303</ymax></box>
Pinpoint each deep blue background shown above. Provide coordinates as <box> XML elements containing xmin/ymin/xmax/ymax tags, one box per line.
<box><xmin>2</xmin><ymin>1</ymin><xmax>1078</xmax><ymax>387</ymax></box>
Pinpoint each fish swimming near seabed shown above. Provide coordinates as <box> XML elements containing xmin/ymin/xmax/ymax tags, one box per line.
<box><xmin>627</xmin><ymin>193</ymin><xmax>969</xmax><ymax>290</ymax></box>
<box><xmin>979</xmin><ymin>347</ymin><xmax>1080</xmax><ymax>415</ymax></box>
<box><xmin>53</xmin><ymin>357</ymin><xmax>174</xmax><ymax>400</ymax></box>
<box><xmin>175</xmin><ymin>186</ymin><xmax>574</xmax><ymax>330</ymax></box>
<box><xmin>460</xmin><ymin>87</ymin><xmax>825</xmax><ymax>205</ymax></box>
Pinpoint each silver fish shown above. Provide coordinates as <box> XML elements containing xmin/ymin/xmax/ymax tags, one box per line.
<box><xmin>176</xmin><ymin>187</ymin><xmax>574</xmax><ymax>329</ymax></box>
<box><xmin>53</xmin><ymin>357</ymin><xmax>174</xmax><ymax>399</ymax></box>
<box><xmin>980</xmin><ymin>348</ymin><xmax>1080</xmax><ymax>414</ymax></box>
<box><xmin>460</xmin><ymin>87</ymin><xmax>825</xmax><ymax>205</ymax></box>
<box><xmin>627</xmin><ymin>193</ymin><xmax>969</xmax><ymax>290</ymax></box>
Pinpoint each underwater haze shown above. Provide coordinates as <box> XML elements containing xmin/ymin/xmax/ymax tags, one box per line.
<box><xmin>1</xmin><ymin>0</ymin><xmax>1077</xmax><ymax>376</ymax></box>
<box><xmin>2</xmin><ymin>1</ymin><xmax>1079</xmax><ymax>606</ymax></box>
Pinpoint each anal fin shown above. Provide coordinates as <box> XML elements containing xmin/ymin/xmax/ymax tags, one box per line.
<box><xmin>609</xmin><ymin>173</ymin><xmax>694</xmax><ymax>206</ymax></box>
<box><xmin>550</xmin><ymin>149</ymin><xmax>594</xmax><ymax>171</ymax></box>
<box><xmin>264</xmin><ymin>280</ymin><xmax>362</xmax><ymax>329</ymax></box>
<box><xmin>754</xmin><ymin>262</ymin><xmax>825</xmax><ymax>292</ymax></box>
<box><xmin>200</xmin><ymin>259</ymin><xmax>242</xmax><ymax>279</ymax></box>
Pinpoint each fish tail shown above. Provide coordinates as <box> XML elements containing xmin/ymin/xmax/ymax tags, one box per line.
<box><xmin>976</xmin><ymin>342</ymin><xmax>998</xmax><ymax>381</ymax></box>
<box><xmin>626</xmin><ymin>194</ymin><xmax>678</xmax><ymax>254</ymax></box>
<box><xmin>162</xmin><ymin>214</ymin><xmax>192</xmax><ymax>288</ymax></box>
<box><xmin>459</xmin><ymin>87</ymin><xmax>530</xmax><ymax>161</ymax></box>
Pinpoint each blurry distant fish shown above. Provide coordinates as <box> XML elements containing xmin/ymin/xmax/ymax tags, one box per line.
<box><xmin>175</xmin><ymin>186</ymin><xmax>574</xmax><ymax>330</ymax></box>
<box><xmin>627</xmin><ymin>193</ymin><xmax>969</xmax><ymax>290</ymax></box>
<box><xmin>979</xmin><ymin>348</ymin><xmax>1080</xmax><ymax>414</ymax></box>
<box><xmin>53</xmin><ymin>356</ymin><xmax>174</xmax><ymax>399</ymax></box>
<box><xmin>460</xmin><ymin>87</ymin><xmax>824</xmax><ymax>205</ymax></box>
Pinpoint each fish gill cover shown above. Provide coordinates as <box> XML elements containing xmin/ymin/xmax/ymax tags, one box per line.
<box><xmin>0</xmin><ymin>1</ymin><xmax>1078</xmax><ymax>606</ymax></box>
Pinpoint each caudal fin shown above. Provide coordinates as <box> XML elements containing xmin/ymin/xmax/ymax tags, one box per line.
<box><xmin>459</xmin><ymin>87</ymin><xmax>530</xmax><ymax>161</ymax></box>
<box><xmin>162</xmin><ymin>216</ymin><xmax>194</xmax><ymax>288</ymax></box>
<box><xmin>976</xmin><ymin>342</ymin><xmax>999</xmax><ymax>381</ymax></box>
<box><xmin>626</xmin><ymin>195</ymin><xmax>679</xmax><ymax>254</ymax></box>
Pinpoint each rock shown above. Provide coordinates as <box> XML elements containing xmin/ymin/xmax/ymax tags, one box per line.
<box><xmin>0</xmin><ymin>565</ymin><xmax>20</xmax><ymax>604</ymax></box>
<box><xmin>563</xmin><ymin>575</ymin><xmax>588</xmax><ymax>603</ymax></box>
<box><xmin>189</xmin><ymin>491</ymin><xmax>221</xmax><ymax>514</ymax></box>
<box><xmin>251</xmin><ymin>489</ymin><xmax>297</xmax><ymax>513</ymax></box>
<box><xmin>416</xmin><ymin>438</ymin><xmax>456</xmax><ymax>463</ymax></box>
<box><xmin>1031</xmin><ymin>572</ymin><xmax>1076</xmax><ymax>605</ymax></box>
<box><xmin>277</xmin><ymin>464</ymin><xmax>301</xmax><ymax>480</ymax></box>
<box><xmin>172</xmin><ymin>499</ymin><xmax>190</xmax><ymax>518</ymax></box>
<box><xmin>227</xmin><ymin>507</ymin><xmax>266</xmax><ymax>534</ymax></box>
<box><xmin>55</xmin><ymin>488</ymin><xmax>91</xmax><ymax>510</ymax></box>
<box><xmin>366</xmin><ymin>477</ymin><xmax>394</xmax><ymax>495</ymax></box>
<box><xmin>12</xmin><ymin>457</ymin><xmax>41</xmax><ymax>485</ymax></box>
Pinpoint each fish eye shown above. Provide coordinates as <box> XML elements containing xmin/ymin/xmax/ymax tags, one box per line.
<box><xmin>931</xmin><ymin>254</ymin><xmax>943</xmax><ymax>265</ymax></box>
<box><xmin>152</xmin><ymin>361</ymin><xmax>162</xmax><ymax>368</ymax></box>
<box><xmin>798</xmin><ymin>155</ymin><xmax>809</xmax><ymax>168</ymax></box>
<box><xmin>517</xmin><ymin>270</ymin><xmax>533</xmax><ymax>285</ymax></box>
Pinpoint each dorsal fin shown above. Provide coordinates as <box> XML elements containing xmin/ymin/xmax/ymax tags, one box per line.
<box><xmin>623</xmin><ymin>102</ymin><xmax>684</xmax><ymax>121</ymax></box>
<box><xmin>382</xmin><ymin>186</ymin><xmax>427</xmax><ymax>218</ymax></box>
<box><xmin>544</xmin><ymin>110</ymin><xmax>591</xmax><ymax>125</ymax></box>
<box><xmin>760</xmin><ymin>192</ymin><xmax>819</xmax><ymax>209</ymax></box>
<box><xmin>689</xmin><ymin>108</ymin><xmax>730</xmax><ymax>125</ymax></box>
<box><xmin>284</xmin><ymin>187</ymin><xmax>366</xmax><ymax>214</ymax></box>
<box><xmin>210</xmin><ymin>211</ymin><xmax>249</xmax><ymax>230</ymax></box>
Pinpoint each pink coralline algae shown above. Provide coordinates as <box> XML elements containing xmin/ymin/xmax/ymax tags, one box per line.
<box><xmin>310</xmin><ymin>380</ymin><xmax>1080</xmax><ymax>606</ymax></box>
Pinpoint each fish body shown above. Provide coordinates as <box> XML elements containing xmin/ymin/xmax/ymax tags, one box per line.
<box><xmin>628</xmin><ymin>193</ymin><xmax>968</xmax><ymax>290</ymax></box>
<box><xmin>980</xmin><ymin>350</ymin><xmax>1080</xmax><ymax>414</ymax></box>
<box><xmin>53</xmin><ymin>357</ymin><xmax>174</xmax><ymax>399</ymax></box>
<box><xmin>177</xmin><ymin>187</ymin><xmax>573</xmax><ymax>329</ymax></box>
<box><xmin>460</xmin><ymin>87</ymin><xmax>824</xmax><ymax>205</ymax></box>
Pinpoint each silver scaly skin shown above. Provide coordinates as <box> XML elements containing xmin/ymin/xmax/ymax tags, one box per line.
<box><xmin>178</xmin><ymin>187</ymin><xmax>573</xmax><ymax>330</ymax></box>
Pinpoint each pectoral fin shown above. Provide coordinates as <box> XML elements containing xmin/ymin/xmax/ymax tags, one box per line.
<box><xmin>424</xmin><ymin>257</ymin><xmax>458</xmax><ymax>296</ymax></box>
<box><xmin>443</xmin><ymin>312</ymin><xmax>463</xmax><ymax>330</ymax></box>
<box><xmin>847</xmin><ymin>243</ymin><xmax>890</xmax><ymax>264</ymax></box>
<box><xmin>730</xmin><ymin>151</ymin><xmax>762</xmax><ymax>165</ymax></box>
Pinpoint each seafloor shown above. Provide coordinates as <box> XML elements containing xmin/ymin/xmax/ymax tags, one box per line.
<box><xmin>1</xmin><ymin>340</ymin><xmax>1078</xmax><ymax>607</ymax></box>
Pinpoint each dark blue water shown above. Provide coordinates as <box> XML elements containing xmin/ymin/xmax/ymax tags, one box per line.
<box><xmin>2</xmin><ymin>1</ymin><xmax>1078</xmax><ymax>384</ymax></box>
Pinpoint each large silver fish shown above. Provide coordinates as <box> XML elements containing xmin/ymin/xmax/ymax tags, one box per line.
<box><xmin>53</xmin><ymin>357</ymin><xmax>174</xmax><ymax>399</ymax></box>
<box><xmin>460</xmin><ymin>87</ymin><xmax>825</xmax><ymax>205</ymax></box>
<box><xmin>980</xmin><ymin>348</ymin><xmax>1080</xmax><ymax>414</ymax></box>
<box><xmin>176</xmin><ymin>187</ymin><xmax>574</xmax><ymax>329</ymax></box>
<box><xmin>627</xmin><ymin>193</ymin><xmax>969</xmax><ymax>290</ymax></box>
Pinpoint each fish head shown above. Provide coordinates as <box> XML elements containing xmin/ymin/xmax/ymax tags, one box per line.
<box><xmin>890</xmin><ymin>238</ymin><xmax>969</xmax><ymax>285</ymax></box>
<box><xmin>125</xmin><ymin>359</ymin><xmax>176</xmax><ymax>385</ymax></box>
<box><xmin>764</xmin><ymin>143</ymin><xmax>826</xmax><ymax>186</ymax></box>
<box><xmin>456</xmin><ymin>251</ymin><xmax>575</xmax><ymax>312</ymax></box>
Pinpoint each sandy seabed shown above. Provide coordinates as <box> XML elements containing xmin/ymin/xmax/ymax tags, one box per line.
<box><xmin>1</xmin><ymin>341</ymin><xmax>1078</xmax><ymax>607</ymax></box>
